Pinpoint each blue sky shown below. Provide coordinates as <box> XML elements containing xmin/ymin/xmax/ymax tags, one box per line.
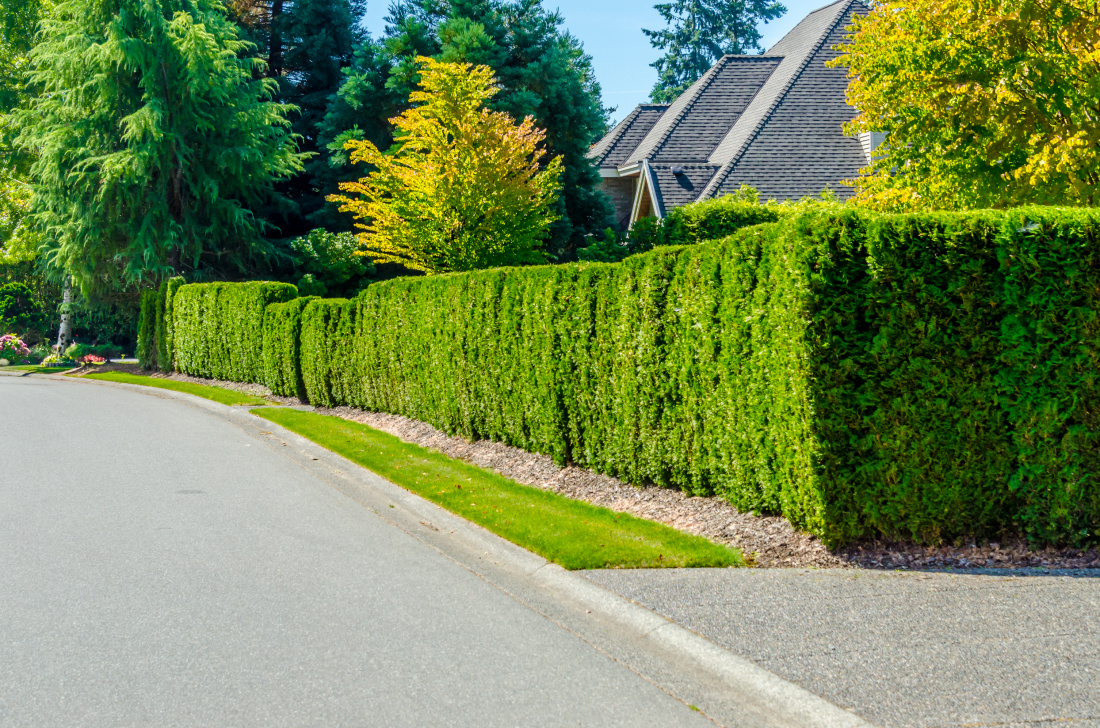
<box><xmin>360</xmin><ymin>0</ymin><xmax>832</xmax><ymax>125</ymax></box>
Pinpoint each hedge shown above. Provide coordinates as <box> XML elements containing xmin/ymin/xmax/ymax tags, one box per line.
<box><xmin>174</xmin><ymin>281</ymin><xmax>297</xmax><ymax>382</ymax></box>
<box><xmin>656</xmin><ymin>195</ymin><xmax>791</xmax><ymax>247</ymax></box>
<box><xmin>159</xmin><ymin>276</ymin><xmax>184</xmax><ymax>372</ymax></box>
<box><xmin>136</xmin><ymin>289</ymin><xmax>157</xmax><ymax>370</ymax></box>
<box><xmin>300</xmin><ymin>297</ymin><xmax>362</xmax><ymax>407</ymax></box>
<box><xmin>261</xmin><ymin>296</ymin><xmax>316</xmax><ymax>399</ymax></box>
<box><xmin>166</xmin><ymin>206</ymin><xmax>1100</xmax><ymax>547</ymax></box>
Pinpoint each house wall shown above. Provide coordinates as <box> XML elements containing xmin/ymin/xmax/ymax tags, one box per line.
<box><xmin>600</xmin><ymin>177</ymin><xmax>636</xmax><ymax>231</ymax></box>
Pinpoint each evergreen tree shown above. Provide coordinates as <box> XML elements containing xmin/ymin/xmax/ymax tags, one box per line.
<box><xmin>645</xmin><ymin>0</ymin><xmax>785</xmax><ymax>103</ymax></box>
<box><xmin>227</xmin><ymin>0</ymin><xmax>367</xmax><ymax>235</ymax></box>
<box><xmin>16</xmin><ymin>0</ymin><xmax>305</xmax><ymax>293</ymax></box>
<box><xmin>321</xmin><ymin>0</ymin><xmax>614</xmax><ymax>259</ymax></box>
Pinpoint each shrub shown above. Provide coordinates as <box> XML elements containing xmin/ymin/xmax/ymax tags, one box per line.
<box><xmin>169</xmin><ymin>206</ymin><xmax>1100</xmax><ymax>548</ymax></box>
<box><xmin>262</xmin><ymin>296</ymin><xmax>316</xmax><ymax>399</ymax></box>
<box><xmin>80</xmin><ymin>354</ymin><xmax>106</xmax><ymax>364</ymax></box>
<box><xmin>173</xmin><ymin>281</ymin><xmax>297</xmax><ymax>382</ymax></box>
<box><xmin>162</xmin><ymin>276</ymin><xmax>184</xmax><ymax>372</ymax></box>
<box><xmin>136</xmin><ymin>289</ymin><xmax>157</xmax><ymax>369</ymax></box>
<box><xmin>0</xmin><ymin>334</ymin><xmax>31</xmax><ymax>362</ymax></box>
<box><xmin>0</xmin><ymin>358</ymin><xmax>8</xmax><ymax>367</ymax></box>
<box><xmin>300</xmin><ymin>298</ymin><xmax>361</xmax><ymax>407</ymax></box>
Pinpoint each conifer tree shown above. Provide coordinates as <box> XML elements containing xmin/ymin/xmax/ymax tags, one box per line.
<box><xmin>645</xmin><ymin>0</ymin><xmax>785</xmax><ymax>102</ymax></box>
<box><xmin>228</xmin><ymin>0</ymin><xmax>367</xmax><ymax>234</ymax></box>
<box><xmin>321</xmin><ymin>0</ymin><xmax>614</xmax><ymax>260</ymax></box>
<box><xmin>16</xmin><ymin>0</ymin><xmax>305</xmax><ymax>292</ymax></box>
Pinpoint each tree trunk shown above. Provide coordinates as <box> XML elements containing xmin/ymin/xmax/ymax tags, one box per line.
<box><xmin>269</xmin><ymin>0</ymin><xmax>283</xmax><ymax>78</ymax></box>
<box><xmin>55</xmin><ymin>275</ymin><xmax>73</xmax><ymax>354</ymax></box>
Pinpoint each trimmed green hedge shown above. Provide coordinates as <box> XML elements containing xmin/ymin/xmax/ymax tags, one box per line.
<box><xmin>656</xmin><ymin>195</ymin><xmax>790</xmax><ymax>247</ymax></box>
<box><xmin>300</xmin><ymin>298</ymin><xmax>361</xmax><ymax>407</ymax></box>
<box><xmin>136</xmin><ymin>289</ymin><xmax>157</xmax><ymax>370</ymax></box>
<box><xmin>165</xmin><ymin>206</ymin><xmax>1100</xmax><ymax>547</ymax></box>
<box><xmin>174</xmin><ymin>281</ymin><xmax>297</xmax><ymax>382</ymax></box>
<box><xmin>159</xmin><ymin>277</ymin><xmax>184</xmax><ymax>372</ymax></box>
<box><xmin>262</xmin><ymin>296</ymin><xmax>316</xmax><ymax>399</ymax></box>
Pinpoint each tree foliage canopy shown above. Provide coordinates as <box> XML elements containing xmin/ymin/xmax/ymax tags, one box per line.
<box><xmin>321</xmin><ymin>0</ymin><xmax>611</xmax><ymax>260</ymax></box>
<box><xmin>834</xmin><ymin>0</ymin><xmax>1100</xmax><ymax>210</ymax></box>
<box><xmin>644</xmin><ymin>0</ymin><xmax>786</xmax><ymax>103</ymax></box>
<box><xmin>16</xmin><ymin>0</ymin><xmax>305</xmax><ymax>292</ymax></box>
<box><xmin>331</xmin><ymin>57</ymin><xmax>562</xmax><ymax>275</ymax></box>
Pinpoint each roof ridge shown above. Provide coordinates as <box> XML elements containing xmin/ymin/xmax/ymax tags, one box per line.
<box><xmin>587</xmin><ymin>105</ymin><xmax>645</xmax><ymax>165</ymax></box>
<box><xmin>623</xmin><ymin>57</ymin><xmax>731</xmax><ymax>166</ymax></box>
<box><xmin>701</xmin><ymin>0</ymin><xmax>859</xmax><ymax>199</ymax></box>
<box><xmin>649</xmin><ymin>58</ymin><xmax>731</xmax><ymax>160</ymax></box>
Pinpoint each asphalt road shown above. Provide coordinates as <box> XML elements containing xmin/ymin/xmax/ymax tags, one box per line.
<box><xmin>0</xmin><ymin>375</ymin><xmax>713</xmax><ymax>727</ymax></box>
<box><xmin>585</xmin><ymin>567</ymin><xmax>1100</xmax><ymax>728</ymax></box>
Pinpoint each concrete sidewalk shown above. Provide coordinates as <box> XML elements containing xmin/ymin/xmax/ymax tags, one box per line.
<box><xmin>584</xmin><ymin>567</ymin><xmax>1100</xmax><ymax>728</ymax></box>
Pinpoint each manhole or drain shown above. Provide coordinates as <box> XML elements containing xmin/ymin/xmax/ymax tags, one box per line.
<box><xmin>176</xmin><ymin>489</ymin><xmax>205</xmax><ymax>495</ymax></box>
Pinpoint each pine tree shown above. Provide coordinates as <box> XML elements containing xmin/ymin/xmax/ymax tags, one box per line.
<box><xmin>321</xmin><ymin>0</ymin><xmax>614</xmax><ymax>260</ymax></box>
<box><xmin>227</xmin><ymin>0</ymin><xmax>367</xmax><ymax>235</ymax></box>
<box><xmin>645</xmin><ymin>0</ymin><xmax>786</xmax><ymax>103</ymax></box>
<box><xmin>15</xmin><ymin>0</ymin><xmax>305</xmax><ymax>292</ymax></box>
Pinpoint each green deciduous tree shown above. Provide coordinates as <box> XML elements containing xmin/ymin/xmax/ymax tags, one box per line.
<box><xmin>16</xmin><ymin>0</ymin><xmax>305</xmax><ymax>293</ymax></box>
<box><xmin>331</xmin><ymin>57</ymin><xmax>562</xmax><ymax>275</ymax></box>
<box><xmin>321</xmin><ymin>0</ymin><xmax>612</xmax><ymax>260</ymax></box>
<box><xmin>833</xmin><ymin>0</ymin><xmax>1100</xmax><ymax>210</ymax></box>
<box><xmin>645</xmin><ymin>0</ymin><xmax>785</xmax><ymax>103</ymax></box>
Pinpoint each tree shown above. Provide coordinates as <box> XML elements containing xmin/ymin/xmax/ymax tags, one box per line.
<box><xmin>288</xmin><ymin>228</ymin><xmax>375</xmax><ymax>296</ymax></box>
<box><xmin>226</xmin><ymin>0</ymin><xmax>367</xmax><ymax>235</ymax></box>
<box><xmin>331</xmin><ymin>57</ymin><xmax>562</xmax><ymax>275</ymax></box>
<box><xmin>16</xmin><ymin>0</ymin><xmax>305</xmax><ymax>293</ymax></box>
<box><xmin>321</xmin><ymin>0</ymin><xmax>612</xmax><ymax>260</ymax></box>
<box><xmin>833</xmin><ymin>0</ymin><xmax>1100</xmax><ymax>210</ymax></box>
<box><xmin>644</xmin><ymin>0</ymin><xmax>786</xmax><ymax>103</ymax></box>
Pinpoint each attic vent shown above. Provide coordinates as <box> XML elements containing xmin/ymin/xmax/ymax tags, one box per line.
<box><xmin>671</xmin><ymin>165</ymin><xmax>685</xmax><ymax>175</ymax></box>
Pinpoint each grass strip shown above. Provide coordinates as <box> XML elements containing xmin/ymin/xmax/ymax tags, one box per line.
<box><xmin>3</xmin><ymin>365</ymin><xmax>76</xmax><ymax>374</ymax></box>
<box><xmin>254</xmin><ymin>408</ymin><xmax>742</xmax><ymax>570</ymax></box>
<box><xmin>83</xmin><ymin>371</ymin><xmax>270</xmax><ymax>406</ymax></box>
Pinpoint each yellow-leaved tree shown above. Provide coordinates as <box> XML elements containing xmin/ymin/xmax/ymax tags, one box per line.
<box><xmin>330</xmin><ymin>57</ymin><xmax>563</xmax><ymax>274</ymax></box>
<box><xmin>833</xmin><ymin>0</ymin><xmax>1100</xmax><ymax>211</ymax></box>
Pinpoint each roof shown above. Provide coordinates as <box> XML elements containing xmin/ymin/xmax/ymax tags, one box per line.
<box><xmin>588</xmin><ymin>0</ymin><xmax>870</xmax><ymax>210</ymax></box>
<box><xmin>587</xmin><ymin>104</ymin><xmax>668</xmax><ymax>168</ymax></box>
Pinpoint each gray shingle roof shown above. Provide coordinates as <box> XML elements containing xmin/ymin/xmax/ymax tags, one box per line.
<box><xmin>653</xmin><ymin>57</ymin><xmax>781</xmax><ymax>163</ymax></box>
<box><xmin>648</xmin><ymin>164</ymin><xmax>721</xmax><ymax>215</ymax></box>
<box><xmin>587</xmin><ymin>0</ymin><xmax>870</xmax><ymax>214</ymax></box>
<box><xmin>711</xmin><ymin>2</ymin><xmax>868</xmax><ymax>201</ymax></box>
<box><xmin>587</xmin><ymin>104</ymin><xmax>668</xmax><ymax>168</ymax></box>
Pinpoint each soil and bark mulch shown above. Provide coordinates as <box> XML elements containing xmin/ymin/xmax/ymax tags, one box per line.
<box><xmin>78</xmin><ymin>364</ymin><xmax>1100</xmax><ymax>571</ymax></box>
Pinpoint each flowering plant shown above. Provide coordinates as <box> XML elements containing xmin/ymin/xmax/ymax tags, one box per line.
<box><xmin>0</xmin><ymin>334</ymin><xmax>30</xmax><ymax>363</ymax></box>
<box><xmin>80</xmin><ymin>354</ymin><xmax>106</xmax><ymax>365</ymax></box>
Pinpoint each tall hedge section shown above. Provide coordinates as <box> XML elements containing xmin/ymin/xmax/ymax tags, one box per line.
<box><xmin>166</xmin><ymin>206</ymin><xmax>1100</xmax><ymax>547</ymax></box>
<box><xmin>136</xmin><ymin>289</ymin><xmax>157</xmax><ymax>370</ymax></box>
<box><xmin>174</xmin><ymin>281</ymin><xmax>297</xmax><ymax>383</ymax></box>
<box><xmin>300</xmin><ymin>298</ymin><xmax>362</xmax><ymax>407</ymax></box>
<box><xmin>262</xmin><ymin>296</ymin><xmax>316</xmax><ymax>399</ymax></box>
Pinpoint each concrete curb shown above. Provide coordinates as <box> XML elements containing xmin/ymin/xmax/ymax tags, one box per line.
<box><xmin>68</xmin><ymin>375</ymin><xmax>878</xmax><ymax>728</ymax></box>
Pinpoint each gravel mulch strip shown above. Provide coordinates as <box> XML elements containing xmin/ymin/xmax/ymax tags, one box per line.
<box><xmin>76</xmin><ymin>365</ymin><xmax>1100</xmax><ymax>571</ymax></box>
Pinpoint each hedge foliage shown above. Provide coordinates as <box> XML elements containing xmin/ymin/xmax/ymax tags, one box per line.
<box><xmin>300</xmin><ymin>297</ymin><xmax>361</xmax><ymax>407</ymax></box>
<box><xmin>166</xmin><ymin>206</ymin><xmax>1100</xmax><ymax>547</ymax></box>
<box><xmin>160</xmin><ymin>277</ymin><xmax>184</xmax><ymax>372</ymax></box>
<box><xmin>261</xmin><ymin>296</ymin><xmax>316</xmax><ymax>399</ymax></box>
<box><xmin>136</xmin><ymin>289</ymin><xmax>157</xmax><ymax>370</ymax></box>
<box><xmin>656</xmin><ymin>195</ymin><xmax>790</xmax><ymax>247</ymax></box>
<box><xmin>174</xmin><ymin>281</ymin><xmax>296</xmax><ymax>382</ymax></box>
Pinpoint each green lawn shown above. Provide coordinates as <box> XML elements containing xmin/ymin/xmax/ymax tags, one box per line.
<box><xmin>253</xmin><ymin>408</ymin><xmax>742</xmax><ymax>570</ymax></box>
<box><xmin>3</xmin><ymin>365</ymin><xmax>76</xmax><ymax>374</ymax></box>
<box><xmin>83</xmin><ymin>371</ymin><xmax>270</xmax><ymax>406</ymax></box>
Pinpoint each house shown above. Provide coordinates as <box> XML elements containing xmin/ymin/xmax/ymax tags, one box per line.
<box><xmin>589</xmin><ymin>0</ymin><xmax>883</xmax><ymax>229</ymax></box>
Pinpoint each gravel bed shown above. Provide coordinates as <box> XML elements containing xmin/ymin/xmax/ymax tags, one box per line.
<box><xmin>78</xmin><ymin>364</ymin><xmax>1100</xmax><ymax>571</ymax></box>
